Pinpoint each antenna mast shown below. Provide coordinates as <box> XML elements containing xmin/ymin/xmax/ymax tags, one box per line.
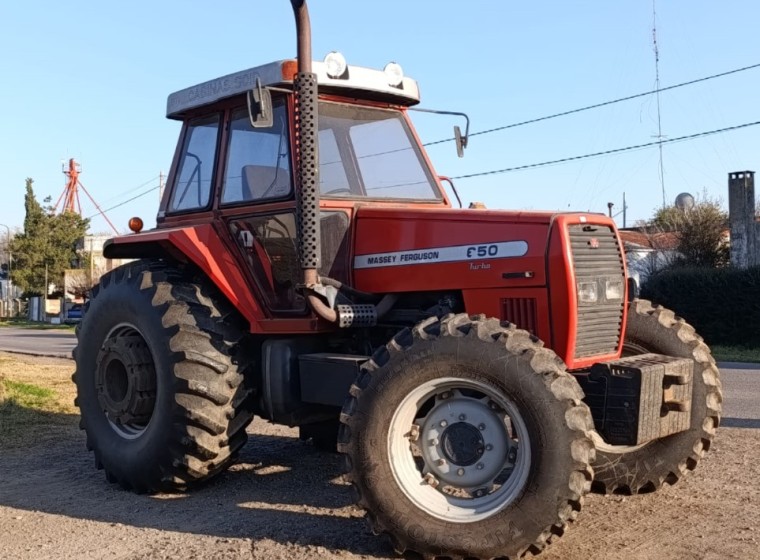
<box><xmin>55</xmin><ymin>158</ymin><xmax>82</xmax><ymax>214</ymax></box>
<box><xmin>652</xmin><ymin>0</ymin><xmax>667</xmax><ymax>207</ymax></box>
<box><xmin>53</xmin><ymin>158</ymin><xmax>119</xmax><ymax>235</ymax></box>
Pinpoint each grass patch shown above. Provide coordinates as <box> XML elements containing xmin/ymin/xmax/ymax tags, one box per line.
<box><xmin>0</xmin><ymin>354</ymin><xmax>79</xmax><ymax>448</ymax></box>
<box><xmin>3</xmin><ymin>380</ymin><xmax>56</xmax><ymax>409</ymax></box>
<box><xmin>711</xmin><ymin>345</ymin><xmax>760</xmax><ymax>363</ymax></box>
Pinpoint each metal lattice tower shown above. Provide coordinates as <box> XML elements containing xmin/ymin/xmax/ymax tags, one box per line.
<box><xmin>53</xmin><ymin>158</ymin><xmax>119</xmax><ymax>234</ymax></box>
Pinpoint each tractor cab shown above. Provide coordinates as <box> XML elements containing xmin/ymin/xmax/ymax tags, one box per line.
<box><xmin>160</xmin><ymin>57</ymin><xmax>446</xmax><ymax>215</ymax></box>
<box><xmin>142</xmin><ymin>57</ymin><xmax>457</xmax><ymax>315</ymax></box>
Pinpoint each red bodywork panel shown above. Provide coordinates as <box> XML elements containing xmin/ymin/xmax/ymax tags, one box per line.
<box><xmin>352</xmin><ymin>207</ymin><xmax>551</xmax><ymax>292</ymax></box>
<box><xmin>350</xmin><ymin>207</ymin><xmax>627</xmax><ymax>369</ymax></box>
<box><xmin>105</xmin><ymin>224</ymin><xmax>320</xmax><ymax>334</ymax></box>
<box><xmin>107</xmin><ymin>206</ymin><xmax>627</xmax><ymax>368</ymax></box>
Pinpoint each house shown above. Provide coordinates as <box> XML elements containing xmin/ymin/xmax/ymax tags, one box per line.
<box><xmin>618</xmin><ymin>229</ymin><xmax>680</xmax><ymax>287</ymax></box>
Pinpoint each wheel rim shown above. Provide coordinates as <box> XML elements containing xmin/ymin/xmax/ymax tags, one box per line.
<box><xmin>388</xmin><ymin>377</ymin><xmax>531</xmax><ymax>523</ymax></box>
<box><xmin>95</xmin><ymin>323</ymin><xmax>157</xmax><ymax>440</ymax></box>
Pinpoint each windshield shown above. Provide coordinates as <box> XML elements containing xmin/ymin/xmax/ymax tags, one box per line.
<box><xmin>318</xmin><ymin>102</ymin><xmax>442</xmax><ymax>201</ymax></box>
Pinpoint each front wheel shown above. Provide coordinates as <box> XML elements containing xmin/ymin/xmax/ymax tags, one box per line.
<box><xmin>590</xmin><ymin>299</ymin><xmax>722</xmax><ymax>494</ymax></box>
<box><xmin>339</xmin><ymin>314</ymin><xmax>595</xmax><ymax>559</ymax></box>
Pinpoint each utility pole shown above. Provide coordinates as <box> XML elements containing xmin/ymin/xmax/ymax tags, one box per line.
<box><xmin>623</xmin><ymin>192</ymin><xmax>627</xmax><ymax>228</ymax></box>
<box><xmin>607</xmin><ymin>202</ymin><xmax>614</xmax><ymax>218</ymax></box>
<box><xmin>159</xmin><ymin>171</ymin><xmax>165</xmax><ymax>201</ymax></box>
<box><xmin>0</xmin><ymin>224</ymin><xmax>10</xmax><ymax>311</ymax></box>
<box><xmin>89</xmin><ymin>236</ymin><xmax>95</xmax><ymax>284</ymax></box>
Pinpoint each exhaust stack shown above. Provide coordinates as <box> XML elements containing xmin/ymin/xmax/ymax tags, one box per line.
<box><xmin>289</xmin><ymin>1</ymin><xmax>395</xmax><ymax>326</ymax></box>
<box><xmin>290</xmin><ymin>0</ymin><xmax>321</xmax><ymax>285</ymax></box>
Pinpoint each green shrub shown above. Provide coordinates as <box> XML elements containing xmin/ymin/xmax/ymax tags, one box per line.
<box><xmin>641</xmin><ymin>266</ymin><xmax>760</xmax><ymax>346</ymax></box>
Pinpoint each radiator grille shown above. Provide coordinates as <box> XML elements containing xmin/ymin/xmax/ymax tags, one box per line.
<box><xmin>569</xmin><ymin>224</ymin><xmax>625</xmax><ymax>359</ymax></box>
<box><xmin>501</xmin><ymin>298</ymin><xmax>538</xmax><ymax>335</ymax></box>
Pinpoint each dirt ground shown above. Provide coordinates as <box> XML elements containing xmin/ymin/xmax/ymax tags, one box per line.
<box><xmin>1</xmin><ymin>354</ymin><xmax>758</xmax><ymax>560</ymax></box>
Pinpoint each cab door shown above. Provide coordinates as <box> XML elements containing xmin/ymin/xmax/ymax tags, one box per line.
<box><xmin>217</xmin><ymin>98</ymin><xmax>306</xmax><ymax>314</ymax></box>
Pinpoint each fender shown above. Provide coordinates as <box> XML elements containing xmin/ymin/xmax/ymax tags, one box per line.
<box><xmin>104</xmin><ymin>224</ymin><xmax>267</xmax><ymax>331</ymax></box>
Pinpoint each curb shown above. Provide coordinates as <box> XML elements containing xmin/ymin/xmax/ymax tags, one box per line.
<box><xmin>0</xmin><ymin>349</ymin><xmax>72</xmax><ymax>360</ymax></box>
<box><xmin>716</xmin><ymin>361</ymin><xmax>760</xmax><ymax>370</ymax></box>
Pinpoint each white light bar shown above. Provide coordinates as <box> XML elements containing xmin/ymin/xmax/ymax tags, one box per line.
<box><xmin>166</xmin><ymin>59</ymin><xmax>420</xmax><ymax>119</ymax></box>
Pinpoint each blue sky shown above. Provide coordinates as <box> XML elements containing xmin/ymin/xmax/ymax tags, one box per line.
<box><xmin>1</xmin><ymin>1</ymin><xmax>758</xmax><ymax>234</ymax></box>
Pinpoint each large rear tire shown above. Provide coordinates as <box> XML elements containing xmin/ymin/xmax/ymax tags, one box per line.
<box><xmin>73</xmin><ymin>261</ymin><xmax>254</xmax><ymax>492</ymax></box>
<box><xmin>590</xmin><ymin>299</ymin><xmax>722</xmax><ymax>494</ymax></box>
<box><xmin>339</xmin><ymin>314</ymin><xmax>595</xmax><ymax>559</ymax></box>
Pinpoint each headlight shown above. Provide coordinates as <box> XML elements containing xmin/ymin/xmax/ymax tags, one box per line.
<box><xmin>577</xmin><ymin>281</ymin><xmax>598</xmax><ymax>303</ymax></box>
<box><xmin>605</xmin><ymin>279</ymin><xmax>624</xmax><ymax>301</ymax></box>
<box><xmin>324</xmin><ymin>51</ymin><xmax>347</xmax><ymax>79</ymax></box>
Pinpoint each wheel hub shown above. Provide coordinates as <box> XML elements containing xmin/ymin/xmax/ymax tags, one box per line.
<box><xmin>440</xmin><ymin>422</ymin><xmax>484</xmax><ymax>466</ymax></box>
<box><xmin>96</xmin><ymin>327</ymin><xmax>156</xmax><ymax>438</ymax></box>
<box><xmin>419</xmin><ymin>393</ymin><xmax>510</xmax><ymax>488</ymax></box>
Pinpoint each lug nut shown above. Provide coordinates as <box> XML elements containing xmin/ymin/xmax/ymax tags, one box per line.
<box><xmin>485</xmin><ymin>444</ymin><xmax>493</xmax><ymax>451</ymax></box>
<box><xmin>459</xmin><ymin>414</ymin><xmax>466</xmax><ymax>421</ymax></box>
<box><xmin>476</xmin><ymin>463</ymin><xmax>484</xmax><ymax>470</ymax></box>
<box><xmin>474</xmin><ymin>489</ymin><xmax>486</xmax><ymax>498</ymax></box>
<box><xmin>408</xmin><ymin>424</ymin><xmax>420</xmax><ymax>441</ymax></box>
<box><xmin>440</xmin><ymin>391</ymin><xmax>451</xmax><ymax>400</ymax></box>
<box><xmin>429</xmin><ymin>438</ymin><xmax>439</xmax><ymax>446</ymax></box>
<box><xmin>457</xmin><ymin>468</ymin><xmax>465</xmax><ymax>476</ymax></box>
<box><xmin>436</xmin><ymin>458</ymin><xmax>447</xmax><ymax>467</ymax></box>
<box><xmin>478</xmin><ymin>423</ymin><xmax>486</xmax><ymax>431</ymax></box>
<box><xmin>440</xmin><ymin>420</ymin><xmax>448</xmax><ymax>428</ymax></box>
<box><xmin>423</xmin><ymin>473</ymin><xmax>439</xmax><ymax>488</ymax></box>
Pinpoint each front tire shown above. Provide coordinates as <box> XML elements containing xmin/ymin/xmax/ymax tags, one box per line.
<box><xmin>73</xmin><ymin>261</ymin><xmax>254</xmax><ymax>492</ymax></box>
<box><xmin>590</xmin><ymin>299</ymin><xmax>722</xmax><ymax>494</ymax></box>
<box><xmin>339</xmin><ymin>314</ymin><xmax>595</xmax><ymax>559</ymax></box>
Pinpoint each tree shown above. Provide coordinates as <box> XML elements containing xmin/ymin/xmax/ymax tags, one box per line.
<box><xmin>9</xmin><ymin>178</ymin><xmax>89</xmax><ymax>296</ymax></box>
<box><xmin>644</xmin><ymin>192</ymin><xmax>729</xmax><ymax>269</ymax></box>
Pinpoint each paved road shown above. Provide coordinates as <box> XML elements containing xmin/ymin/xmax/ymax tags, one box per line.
<box><xmin>0</xmin><ymin>326</ymin><xmax>755</xmax><ymax>423</ymax></box>
<box><xmin>718</xmin><ymin>361</ymin><xmax>760</xmax><ymax>428</ymax></box>
<box><xmin>0</xmin><ymin>327</ymin><xmax>76</xmax><ymax>358</ymax></box>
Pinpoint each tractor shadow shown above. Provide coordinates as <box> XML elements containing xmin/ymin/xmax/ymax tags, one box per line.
<box><xmin>0</xmin><ymin>413</ymin><xmax>392</xmax><ymax>558</ymax></box>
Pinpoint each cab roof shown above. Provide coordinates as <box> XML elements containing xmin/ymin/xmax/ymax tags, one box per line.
<box><xmin>166</xmin><ymin>59</ymin><xmax>421</xmax><ymax>119</ymax></box>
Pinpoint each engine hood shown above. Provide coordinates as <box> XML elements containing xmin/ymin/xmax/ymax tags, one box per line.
<box><xmin>351</xmin><ymin>206</ymin><xmax>590</xmax><ymax>293</ymax></box>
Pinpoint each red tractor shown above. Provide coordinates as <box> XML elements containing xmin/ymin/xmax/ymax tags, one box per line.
<box><xmin>73</xmin><ymin>2</ymin><xmax>722</xmax><ymax>558</ymax></box>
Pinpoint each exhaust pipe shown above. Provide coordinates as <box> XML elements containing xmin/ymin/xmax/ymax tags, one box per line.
<box><xmin>290</xmin><ymin>0</ymin><xmax>332</xmax><ymax>319</ymax></box>
<box><xmin>291</xmin><ymin>0</ymin><xmax>320</xmax><ymax>281</ymax></box>
<box><xmin>290</xmin><ymin>0</ymin><xmax>394</xmax><ymax>327</ymax></box>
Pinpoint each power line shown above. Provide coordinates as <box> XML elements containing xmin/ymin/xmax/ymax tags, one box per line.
<box><xmin>451</xmin><ymin>119</ymin><xmax>760</xmax><ymax>180</ymax></box>
<box><xmin>100</xmin><ymin>175</ymin><xmax>161</xmax><ymax>205</ymax></box>
<box><xmin>87</xmin><ymin>184</ymin><xmax>161</xmax><ymax>219</ymax></box>
<box><xmin>424</xmin><ymin>61</ymin><xmax>760</xmax><ymax>147</ymax></box>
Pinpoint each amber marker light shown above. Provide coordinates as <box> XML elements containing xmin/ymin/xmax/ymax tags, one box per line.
<box><xmin>128</xmin><ymin>217</ymin><xmax>144</xmax><ymax>233</ymax></box>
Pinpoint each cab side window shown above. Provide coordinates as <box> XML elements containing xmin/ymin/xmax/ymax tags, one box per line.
<box><xmin>169</xmin><ymin>114</ymin><xmax>220</xmax><ymax>212</ymax></box>
<box><xmin>221</xmin><ymin>102</ymin><xmax>291</xmax><ymax>204</ymax></box>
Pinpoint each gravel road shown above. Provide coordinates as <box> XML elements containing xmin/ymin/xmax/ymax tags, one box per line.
<box><xmin>1</xmin><ymin>356</ymin><xmax>759</xmax><ymax>560</ymax></box>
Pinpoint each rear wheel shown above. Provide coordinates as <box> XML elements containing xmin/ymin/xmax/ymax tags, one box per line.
<box><xmin>590</xmin><ymin>299</ymin><xmax>722</xmax><ymax>494</ymax></box>
<box><xmin>73</xmin><ymin>261</ymin><xmax>254</xmax><ymax>492</ymax></box>
<box><xmin>339</xmin><ymin>314</ymin><xmax>595</xmax><ymax>559</ymax></box>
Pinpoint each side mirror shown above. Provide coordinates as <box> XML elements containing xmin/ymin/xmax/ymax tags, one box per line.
<box><xmin>454</xmin><ymin>125</ymin><xmax>468</xmax><ymax>158</ymax></box>
<box><xmin>247</xmin><ymin>77</ymin><xmax>273</xmax><ymax>128</ymax></box>
<box><xmin>409</xmin><ymin>107</ymin><xmax>470</xmax><ymax>158</ymax></box>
